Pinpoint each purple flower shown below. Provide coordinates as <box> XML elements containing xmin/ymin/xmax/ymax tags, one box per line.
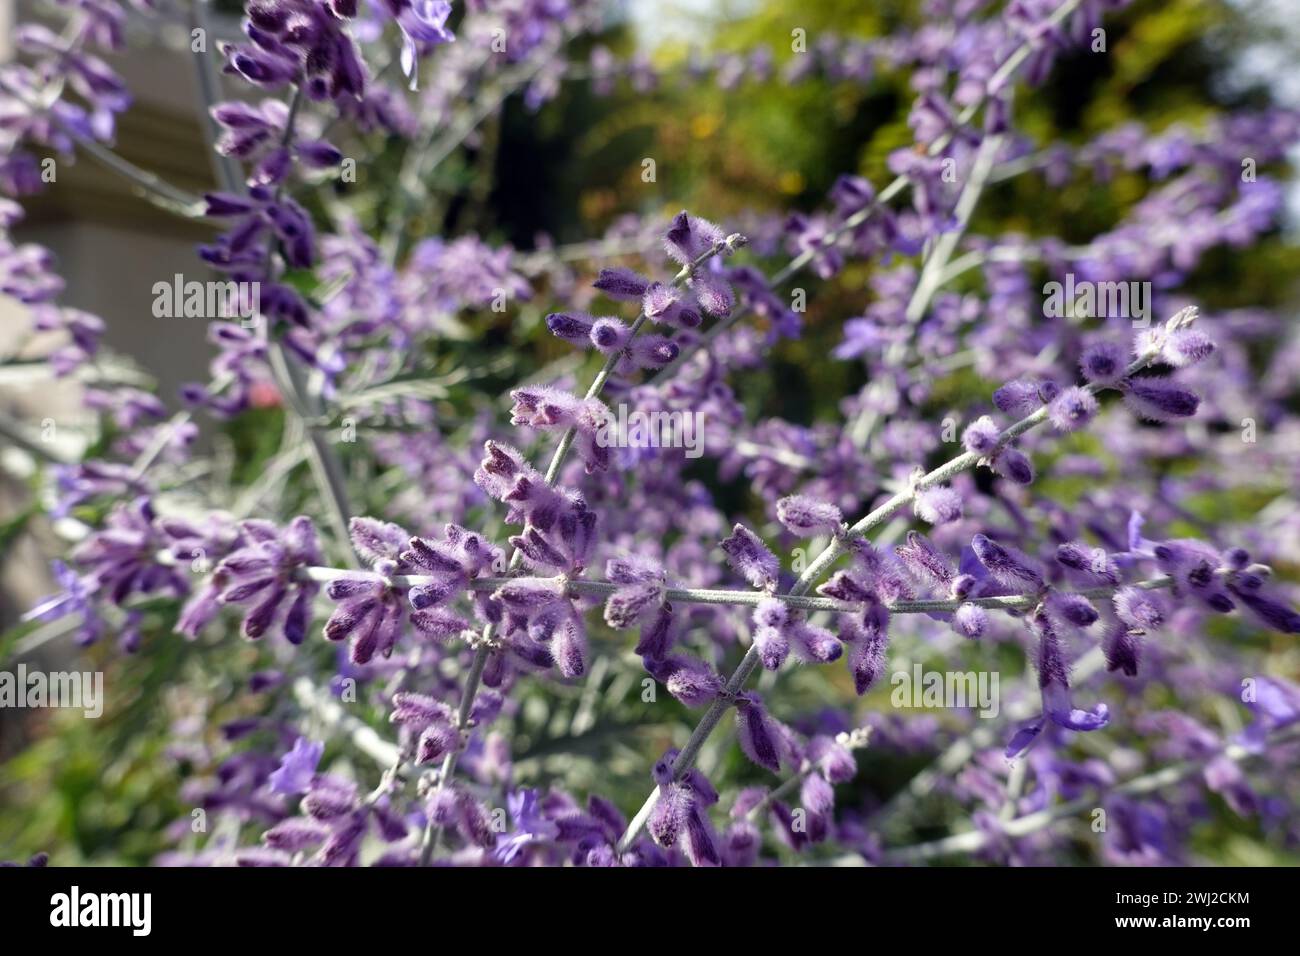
<box><xmin>644</xmin><ymin>655</ymin><xmax>723</xmax><ymax>707</ymax></box>
<box><xmin>720</xmin><ymin>524</ymin><xmax>779</xmax><ymax>589</ymax></box>
<box><xmin>735</xmin><ymin>692</ymin><xmax>787</xmax><ymax>773</ymax></box>
<box><xmin>971</xmin><ymin>533</ymin><xmax>1044</xmax><ymax>593</ymax></box>
<box><xmin>785</xmin><ymin>212</ymin><xmax>846</xmax><ymax>278</ymax></box>
<box><xmin>1047</xmin><ymin>592</ymin><xmax>1099</xmax><ymax>628</ymax></box>
<box><xmin>318</xmin><ymin>517</ymin><xmax>423</xmax><ymax>663</ymax></box>
<box><xmin>1227</xmin><ymin>583</ymin><xmax>1300</xmax><ymax>634</ymax></box>
<box><xmin>789</xmin><ymin>620</ymin><xmax>842</xmax><ymax>663</ymax></box>
<box><xmin>268</xmin><ymin>737</ymin><xmax>323</xmax><ymax>796</ymax></box>
<box><xmin>663</xmin><ymin>211</ymin><xmax>725</xmax><ymax>265</ymax></box>
<box><xmin>404</xmin><ymin>524</ymin><xmax>501</xmax><ymax>612</ymax></box>
<box><xmin>604</xmin><ymin>554</ymin><xmax>667</xmax><ymax>630</ymax></box>
<box><xmin>1161</xmin><ymin>328</ymin><xmax>1216</xmax><ymax>367</ymax></box>
<box><xmin>1008</xmin><ymin>609</ymin><xmax>1110</xmax><ymax>756</ymax></box>
<box><xmin>593</xmin><ymin>266</ymin><xmax>651</xmax><ymax>300</ymax></box>
<box><xmin>992</xmin><ymin>446</ymin><xmax>1035</xmax><ymax>485</ymax></box>
<box><xmin>23</xmin><ymin>560</ymin><xmax>103</xmax><ymax>646</ymax></box>
<box><xmin>1123</xmin><ymin>376</ymin><xmax>1201</xmax><ymax>422</ymax></box>
<box><xmin>1055</xmin><ymin>541</ymin><xmax>1120</xmax><ymax>584</ymax></box>
<box><xmin>1239</xmin><ymin>677</ymin><xmax>1300</xmax><ymax>752</ymax></box>
<box><xmin>546</xmin><ymin>311</ymin><xmax>596</xmax><ymax>343</ymax></box>
<box><xmin>395</xmin><ymin>1</ymin><xmax>455</xmax><ymax>91</ymax></box>
<box><xmin>1103</xmin><ymin>620</ymin><xmax>1142</xmax><ymax>676</ymax></box>
<box><xmin>1048</xmin><ymin>386</ymin><xmax>1099</xmax><ymax>431</ymax></box>
<box><xmin>962</xmin><ymin>415</ymin><xmax>1001</xmax><ymax>456</ymax></box>
<box><xmin>492</xmin><ymin>575</ymin><xmax>590</xmax><ymax>679</ymax></box>
<box><xmin>472</xmin><ymin>441</ymin><xmax>588</xmax><ymax>548</ymax></box>
<box><xmin>390</xmin><ymin>690</ymin><xmax>458</xmax><ymax>765</ymax></box>
<box><xmin>589</xmin><ymin>317</ymin><xmax>631</xmax><ymax>352</ymax></box>
<box><xmin>1079</xmin><ymin>340</ymin><xmax>1129</xmax><ymax>386</ymax></box>
<box><xmin>9</xmin><ymin>0</ymin><xmax>1300</xmax><ymax>873</ymax></box>
<box><xmin>752</xmin><ymin>600</ymin><xmax>792</xmax><ymax>671</ymax></box>
<box><xmin>212</xmin><ymin>516</ymin><xmax>323</xmax><ymax>643</ymax></box>
<box><xmin>914</xmin><ymin>485</ymin><xmax>963</xmax><ymax>525</ymax></box>
<box><xmin>68</xmin><ymin>498</ymin><xmax>188</xmax><ymax>611</ymax></box>
<box><xmin>495</xmin><ymin>789</ymin><xmax>560</xmax><ymax>864</ymax></box>
<box><xmin>838</xmin><ymin>597</ymin><xmax>890</xmax><ymax>695</ymax></box>
<box><xmin>895</xmin><ymin>531</ymin><xmax>956</xmax><ymax>589</ymax></box>
<box><xmin>222</xmin><ymin>0</ymin><xmax>368</xmax><ymax>100</ymax></box>
<box><xmin>993</xmin><ymin>378</ymin><xmax>1049</xmax><ymax>416</ymax></box>
<box><xmin>646</xmin><ymin>751</ymin><xmax>721</xmax><ymax>866</ymax></box>
<box><xmin>508</xmin><ymin>386</ymin><xmax>611</xmax><ymax>474</ymax></box>
<box><xmin>830</xmin><ymin>174</ymin><xmax>875</xmax><ymax>213</ymax></box>
<box><xmin>775</xmin><ymin>495</ymin><xmax>843</xmax><ymax>537</ymax></box>
<box><xmin>952</xmin><ymin>602</ymin><xmax>988</xmax><ymax>639</ymax></box>
<box><xmin>263</xmin><ymin>817</ymin><xmax>330</xmax><ymax>852</ymax></box>
<box><xmin>1112</xmin><ymin>587</ymin><xmax>1166</xmax><ymax>632</ymax></box>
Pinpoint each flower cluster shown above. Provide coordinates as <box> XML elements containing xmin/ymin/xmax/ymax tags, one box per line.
<box><xmin>4</xmin><ymin>0</ymin><xmax>1300</xmax><ymax>873</ymax></box>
